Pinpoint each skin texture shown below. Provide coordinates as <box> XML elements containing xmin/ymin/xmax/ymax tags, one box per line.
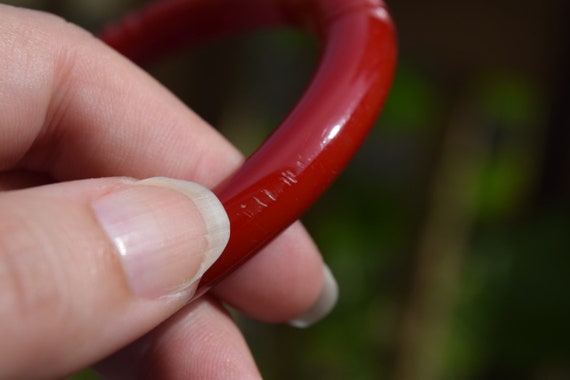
<box><xmin>0</xmin><ymin>4</ymin><xmax>326</xmax><ymax>379</ymax></box>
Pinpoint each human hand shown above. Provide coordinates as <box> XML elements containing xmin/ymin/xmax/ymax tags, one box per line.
<box><xmin>0</xmin><ymin>4</ymin><xmax>338</xmax><ymax>379</ymax></box>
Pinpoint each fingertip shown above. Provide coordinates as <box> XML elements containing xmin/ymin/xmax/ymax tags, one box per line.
<box><xmin>212</xmin><ymin>222</ymin><xmax>330</xmax><ymax>323</ymax></box>
<box><xmin>97</xmin><ymin>298</ymin><xmax>263</xmax><ymax>380</ymax></box>
<box><xmin>92</xmin><ymin>177</ymin><xmax>230</xmax><ymax>299</ymax></box>
<box><xmin>289</xmin><ymin>264</ymin><xmax>339</xmax><ymax>328</ymax></box>
<box><xmin>0</xmin><ymin>177</ymin><xmax>229</xmax><ymax>378</ymax></box>
<box><xmin>136</xmin><ymin>177</ymin><xmax>230</xmax><ymax>284</ymax></box>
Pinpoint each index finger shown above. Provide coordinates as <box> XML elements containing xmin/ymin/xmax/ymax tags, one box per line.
<box><xmin>0</xmin><ymin>4</ymin><xmax>331</xmax><ymax>324</ymax></box>
<box><xmin>0</xmin><ymin>4</ymin><xmax>242</xmax><ymax>186</ymax></box>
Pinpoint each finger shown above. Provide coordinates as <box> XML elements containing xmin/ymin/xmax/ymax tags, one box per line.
<box><xmin>97</xmin><ymin>297</ymin><xmax>261</xmax><ymax>380</ymax></box>
<box><xmin>1</xmin><ymin>5</ymin><xmax>336</xmax><ymax>326</ymax></box>
<box><xmin>213</xmin><ymin>221</ymin><xmax>338</xmax><ymax>326</ymax></box>
<box><xmin>0</xmin><ymin>177</ymin><xmax>229</xmax><ymax>379</ymax></box>
<box><xmin>0</xmin><ymin>4</ymin><xmax>242</xmax><ymax>185</ymax></box>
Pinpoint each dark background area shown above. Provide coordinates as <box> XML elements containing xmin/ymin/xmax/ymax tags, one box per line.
<box><xmin>4</xmin><ymin>0</ymin><xmax>570</xmax><ymax>379</ymax></box>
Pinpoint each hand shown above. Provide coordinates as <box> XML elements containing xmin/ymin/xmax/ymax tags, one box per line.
<box><xmin>0</xmin><ymin>5</ymin><xmax>338</xmax><ymax>379</ymax></box>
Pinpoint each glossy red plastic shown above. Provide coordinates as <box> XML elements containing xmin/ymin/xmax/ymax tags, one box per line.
<box><xmin>100</xmin><ymin>0</ymin><xmax>397</xmax><ymax>299</ymax></box>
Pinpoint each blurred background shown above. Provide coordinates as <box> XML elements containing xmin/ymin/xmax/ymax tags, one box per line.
<box><xmin>4</xmin><ymin>0</ymin><xmax>570</xmax><ymax>379</ymax></box>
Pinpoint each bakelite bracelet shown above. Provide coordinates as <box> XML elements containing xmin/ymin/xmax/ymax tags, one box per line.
<box><xmin>100</xmin><ymin>0</ymin><xmax>397</xmax><ymax>299</ymax></box>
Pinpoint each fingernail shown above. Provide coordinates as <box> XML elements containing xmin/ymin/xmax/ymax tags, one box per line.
<box><xmin>91</xmin><ymin>177</ymin><xmax>230</xmax><ymax>298</ymax></box>
<box><xmin>289</xmin><ymin>265</ymin><xmax>339</xmax><ymax>328</ymax></box>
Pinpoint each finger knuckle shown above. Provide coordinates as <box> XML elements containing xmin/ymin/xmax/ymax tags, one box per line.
<box><xmin>0</xmin><ymin>211</ymin><xmax>69</xmax><ymax>322</ymax></box>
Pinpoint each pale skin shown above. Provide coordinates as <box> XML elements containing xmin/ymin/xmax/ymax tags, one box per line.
<box><xmin>0</xmin><ymin>4</ymin><xmax>330</xmax><ymax>379</ymax></box>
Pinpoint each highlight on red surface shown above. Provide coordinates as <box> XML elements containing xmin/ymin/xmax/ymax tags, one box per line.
<box><xmin>99</xmin><ymin>0</ymin><xmax>397</xmax><ymax>299</ymax></box>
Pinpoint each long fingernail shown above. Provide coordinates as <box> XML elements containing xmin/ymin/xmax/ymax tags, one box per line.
<box><xmin>289</xmin><ymin>265</ymin><xmax>339</xmax><ymax>328</ymax></box>
<box><xmin>91</xmin><ymin>178</ymin><xmax>229</xmax><ymax>298</ymax></box>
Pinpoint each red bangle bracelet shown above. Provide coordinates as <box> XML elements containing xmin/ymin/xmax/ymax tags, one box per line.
<box><xmin>100</xmin><ymin>0</ymin><xmax>397</xmax><ymax>299</ymax></box>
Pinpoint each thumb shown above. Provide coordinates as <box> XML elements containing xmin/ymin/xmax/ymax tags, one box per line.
<box><xmin>0</xmin><ymin>177</ymin><xmax>229</xmax><ymax>379</ymax></box>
